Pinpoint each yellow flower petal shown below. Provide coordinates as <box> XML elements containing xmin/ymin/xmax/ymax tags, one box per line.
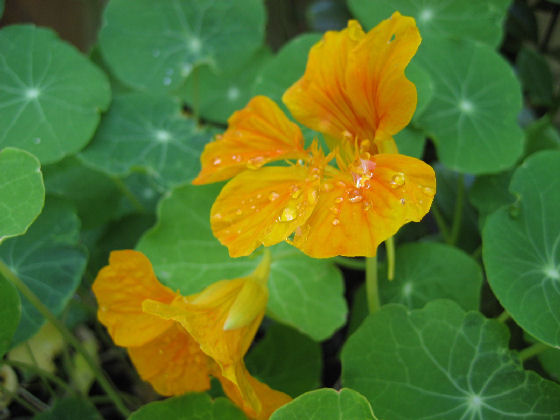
<box><xmin>91</xmin><ymin>250</ymin><xmax>177</xmax><ymax>347</ymax></box>
<box><xmin>193</xmin><ymin>96</ymin><xmax>307</xmax><ymax>185</ymax></box>
<box><xmin>128</xmin><ymin>323</ymin><xmax>211</xmax><ymax>396</ymax></box>
<box><xmin>292</xmin><ymin>153</ymin><xmax>435</xmax><ymax>257</ymax></box>
<box><xmin>210</xmin><ymin>164</ymin><xmax>321</xmax><ymax>257</ymax></box>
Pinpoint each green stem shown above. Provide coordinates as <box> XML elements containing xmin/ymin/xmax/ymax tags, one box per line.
<box><xmin>385</xmin><ymin>237</ymin><xmax>395</xmax><ymax>281</ymax></box>
<box><xmin>25</xmin><ymin>341</ymin><xmax>56</xmax><ymax>399</ymax></box>
<box><xmin>193</xmin><ymin>65</ymin><xmax>200</xmax><ymax>125</ymax></box>
<box><xmin>519</xmin><ymin>342</ymin><xmax>549</xmax><ymax>362</ymax></box>
<box><xmin>2</xmin><ymin>360</ymin><xmax>72</xmax><ymax>394</ymax></box>
<box><xmin>365</xmin><ymin>256</ymin><xmax>380</xmax><ymax>313</ymax></box>
<box><xmin>0</xmin><ymin>383</ymin><xmax>41</xmax><ymax>414</ymax></box>
<box><xmin>431</xmin><ymin>203</ymin><xmax>450</xmax><ymax>242</ymax></box>
<box><xmin>471</xmin><ymin>244</ymin><xmax>482</xmax><ymax>260</ymax></box>
<box><xmin>449</xmin><ymin>174</ymin><xmax>465</xmax><ymax>245</ymax></box>
<box><xmin>333</xmin><ymin>256</ymin><xmax>366</xmax><ymax>271</ymax></box>
<box><xmin>0</xmin><ymin>260</ymin><xmax>131</xmax><ymax>418</ymax></box>
<box><xmin>112</xmin><ymin>177</ymin><xmax>145</xmax><ymax>213</ymax></box>
<box><xmin>496</xmin><ymin>310</ymin><xmax>510</xmax><ymax>323</ymax></box>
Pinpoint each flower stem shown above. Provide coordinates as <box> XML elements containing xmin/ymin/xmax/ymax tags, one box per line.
<box><xmin>0</xmin><ymin>260</ymin><xmax>130</xmax><ymax>418</ymax></box>
<box><xmin>365</xmin><ymin>256</ymin><xmax>380</xmax><ymax>314</ymax></box>
<box><xmin>333</xmin><ymin>256</ymin><xmax>366</xmax><ymax>271</ymax></box>
<box><xmin>431</xmin><ymin>203</ymin><xmax>450</xmax><ymax>242</ymax></box>
<box><xmin>385</xmin><ymin>237</ymin><xmax>395</xmax><ymax>281</ymax></box>
<box><xmin>449</xmin><ymin>174</ymin><xmax>465</xmax><ymax>245</ymax></box>
<box><xmin>519</xmin><ymin>342</ymin><xmax>549</xmax><ymax>362</ymax></box>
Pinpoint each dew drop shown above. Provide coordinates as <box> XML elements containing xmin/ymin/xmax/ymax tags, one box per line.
<box><xmin>422</xmin><ymin>186</ymin><xmax>435</xmax><ymax>195</ymax></box>
<box><xmin>212</xmin><ymin>157</ymin><xmax>222</xmax><ymax>166</ymax></box>
<box><xmin>268</xmin><ymin>192</ymin><xmax>280</xmax><ymax>201</ymax></box>
<box><xmin>247</xmin><ymin>156</ymin><xmax>265</xmax><ymax>169</ymax></box>
<box><xmin>322</xmin><ymin>183</ymin><xmax>333</xmax><ymax>192</ymax></box>
<box><xmin>308</xmin><ymin>190</ymin><xmax>318</xmax><ymax>204</ymax></box>
<box><xmin>363</xmin><ymin>201</ymin><xmax>371</xmax><ymax>211</ymax></box>
<box><xmin>231</xmin><ymin>154</ymin><xmax>242</xmax><ymax>162</ymax></box>
<box><xmin>280</xmin><ymin>206</ymin><xmax>297</xmax><ymax>222</ymax></box>
<box><xmin>390</xmin><ymin>172</ymin><xmax>405</xmax><ymax>188</ymax></box>
<box><xmin>291</xmin><ymin>188</ymin><xmax>302</xmax><ymax>199</ymax></box>
<box><xmin>256</xmin><ymin>193</ymin><xmax>262</xmax><ymax>199</ymax></box>
<box><xmin>212</xmin><ymin>213</ymin><xmax>222</xmax><ymax>220</ymax></box>
<box><xmin>330</xmin><ymin>206</ymin><xmax>340</xmax><ymax>215</ymax></box>
<box><xmin>235</xmin><ymin>209</ymin><xmax>242</xmax><ymax>216</ymax></box>
<box><xmin>334</xmin><ymin>196</ymin><xmax>344</xmax><ymax>203</ymax></box>
<box><xmin>332</xmin><ymin>218</ymin><xmax>340</xmax><ymax>226</ymax></box>
<box><xmin>349</xmin><ymin>195</ymin><xmax>363</xmax><ymax>203</ymax></box>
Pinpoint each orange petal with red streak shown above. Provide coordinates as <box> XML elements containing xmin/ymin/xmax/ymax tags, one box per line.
<box><xmin>293</xmin><ymin>154</ymin><xmax>435</xmax><ymax>257</ymax></box>
<box><xmin>210</xmin><ymin>165</ymin><xmax>321</xmax><ymax>257</ymax></box>
<box><xmin>92</xmin><ymin>250</ymin><xmax>177</xmax><ymax>347</ymax></box>
<box><xmin>128</xmin><ymin>323</ymin><xmax>211</xmax><ymax>396</ymax></box>
<box><xmin>193</xmin><ymin>96</ymin><xmax>306</xmax><ymax>185</ymax></box>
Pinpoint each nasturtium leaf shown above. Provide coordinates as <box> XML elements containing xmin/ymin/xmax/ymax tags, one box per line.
<box><xmin>415</xmin><ymin>38</ymin><xmax>524</xmax><ymax>174</ymax></box>
<box><xmin>0</xmin><ymin>198</ymin><xmax>87</xmax><ymax>345</ymax></box>
<box><xmin>79</xmin><ymin>93</ymin><xmax>212</xmax><ymax>188</ymax></box>
<box><xmin>129</xmin><ymin>393</ymin><xmax>246</xmax><ymax>420</ymax></box>
<box><xmin>34</xmin><ymin>397</ymin><xmax>102</xmax><ymax>420</ymax></box>
<box><xmin>0</xmin><ymin>276</ymin><xmax>20</xmax><ymax>357</ymax></box>
<box><xmin>137</xmin><ymin>184</ymin><xmax>347</xmax><ymax>341</ymax></box>
<box><xmin>347</xmin><ymin>0</ymin><xmax>510</xmax><ymax>48</ymax></box>
<box><xmin>483</xmin><ymin>151</ymin><xmax>560</xmax><ymax>347</ymax></box>
<box><xmin>394</xmin><ymin>126</ymin><xmax>426</xmax><ymax>159</ymax></box>
<box><xmin>270</xmin><ymin>388</ymin><xmax>377</xmax><ymax>420</ymax></box>
<box><xmin>0</xmin><ymin>147</ymin><xmax>44</xmax><ymax>243</ymax></box>
<box><xmin>180</xmin><ymin>48</ymin><xmax>272</xmax><ymax>124</ymax></box>
<box><xmin>99</xmin><ymin>0</ymin><xmax>265</xmax><ymax>92</ymax></box>
<box><xmin>516</xmin><ymin>47</ymin><xmax>554</xmax><ymax>107</ymax></box>
<box><xmin>307</xmin><ymin>0</ymin><xmax>351</xmax><ymax>31</ymax></box>
<box><xmin>253</xmin><ymin>33</ymin><xmax>321</xmax><ymax>106</ymax></box>
<box><xmin>380</xmin><ymin>242</ymin><xmax>482</xmax><ymax>311</ymax></box>
<box><xmin>44</xmin><ymin>157</ymin><xmax>121</xmax><ymax>229</ymax></box>
<box><xmin>538</xmin><ymin>345</ymin><xmax>560</xmax><ymax>382</ymax></box>
<box><xmin>0</xmin><ymin>25</ymin><xmax>110</xmax><ymax>164</ymax></box>
<box><xmin>524</xmin><ymin>115</ymin><xmax>560</xmax><ymax>157</ymax></box>
<box><xmin>406</xmin><ymin>61</ymin><xmax>433</xmax><ymax>122</ymax></box>
<box><xmin>342</xmin><ymin>300</ymin><xmax>560</xmax><ymax>420</ymax></box>
<box><xmin>246</xmin><ymin>323</ymin><xmax>321</xmax><ymax>397</ymax></box>
<box><xmin>469</xmin><ymin>170</ymin><xmax>514</xmax><ymax>227</ymax></box>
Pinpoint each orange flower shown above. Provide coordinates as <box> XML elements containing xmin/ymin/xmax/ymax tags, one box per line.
<box><xmin>92</xmin><ymin>250</ymin><xmax>290</xmax><ymax>419</ymax></box>
<box><xmin>193</xmin><ymin>13</ymin><xmax>436</xmax><ymax>258</ymax></box>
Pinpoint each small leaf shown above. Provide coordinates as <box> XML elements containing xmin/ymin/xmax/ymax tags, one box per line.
<box><xmin>342</xmin><ymin>300</ymin><xmax>560</xmax><ymax>419</ymax></box>
<box><xmin>394</xmin><ymin>126</ymin><xmax>426</xmax><ymax>159</ymax></box>
<box><xmin>270</xmin><ymin>388</ymin><xmax>377</xmax><ymax>420</ymax></box>
<box><xmin>0</xmin><ymin>25</ymin><xmax>110</xmax><ymax>164</ymax></box>
<box><xmin>246</xmin><ymin>323</ymin><xmax>322</xmax><ymax>397</ymax></box>
<box><xmin>0</xmin><ymin>147</ymin><xmax>44</xmax><ymax>244</ymax></box>
<box><xmin>483</xmin><ymin>151</ymin><xmax>560</xmax><ymax>347</ymax></box>
<box><xmin>129</xmin><ymin>393</ymin><xmax>247</xmax><ymax>420</ymax></box>
<box><xmin>524</xmin><ymin>115</ymin><xmax>560</xmax><ymax>157</ymax></box>
<box><xmin>0</xmin><ymin>198</ymin><xmax>87</xmax><ymax>345</ymax></box>
<box><xmin>0</xmin><ymin>276</ymin><xmax>20</xmax><ymax>357</ymax></box>
<box><xmin>34</xmin><ymin>397</ymin><xmax>102</xmax><ymax>420</ymax></box>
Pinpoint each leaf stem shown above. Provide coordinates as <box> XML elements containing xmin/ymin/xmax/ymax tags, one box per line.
<box><xmin>25</xmin><ymin>341</ymin><xmax>56</xmax><ymax>398</ymax></box>
<box><xmin>0</xmin><ymin>383</ymin><xmax>41</xmax><ymax>414</ymax></box>
<box><xmin>3</xmin><ymin>360</ymin><xmax>73</xmax><ymax>394</ymax></box>
<box><xmin>449</xmin><ymin>174</ymin><xmax>465</xmax><ymax>245</ymax></box>
<box><xmin>385</xmin><ymin>237</ymin><xmax>395</xmax><ymax>281</ymax></box>
<box><xmin>519</xmin><ymin>342</ymin><xmax>550</xmax><ymax>362</ymax></box>
<box><xmin>365</xmin><ymin>256</ymin><xmax>380</xmax><ymax>313</ymax></box>
<box><xmin>333</xmin><ymin>256</ymin><xmax>366</xmax><ymax>271</ymax></box>
<box><xmin>496</xmin><ymin>310</ymin><xmax>510</xmax><ymax>323</ymax></box>
<box><xmin>431</xmin><ymin>203</ymin><xmax>450</xmax><ymax>241</ymax></box>
<box><xmin>0</xmin><ymin>260</ymin><xmax>131</xmax><ymax>418</ymax></box>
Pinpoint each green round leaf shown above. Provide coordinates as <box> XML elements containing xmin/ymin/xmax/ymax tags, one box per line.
<box><xmin>394</xmin><ymin>126</ymin><xmax>426</xmax><ymax>159</ymax></box>
<box><xmin>0</xmin><ymin>25</ymin><xmax>110</xmax><ymax>164</ymax></box>
<box><xmin>381</xmin><ymin>242</ymin><xmax>483</xmax><ymax>311</ymax></box>
<box><xmin>347</xmin><ymin>0</ymin><xmax>509</xmax><ymax>47</ymax></box>
<box><xmin>79</xmin><ymin>93</ymin><xmax>212</xmax><ymax>188</ymax></box>
<box><xmin>180</xmin><ymin>48</ymin><xmax>272</xmax><ymax>124</ymax></box>
<box><xmin>483</xmin><ymin>151</ymin><xmax>560</xmax><ymax>347</ymax></box>
<box><xmin>0</xmin><ymin>276</ymin><xmax>20</xmax><ymax>357</ymax></box>
<box><xmin>34</xmin><ymin>397</ymin><xmax>102</xmax><ymax>420</ymax></box>
<box><xmin>0</xmin><ymin>198</ymin><xmax>87</xmax><ymax>345</ymax></box>
<box><xmin>271</xmin><ymin>388</ymin><xmax>377</xmax><ymax>420</ymax></box>
<box><xmin>0</xmin><ymin>147</ymin><xmax>44</xmax><ymax>243</ymax></box>
<box><xmin>406</xmin><ymin>60</ymin><xmax>434</xmax><ymax>122</ymax></box>
<box><xmin>416</xmin><ymin>38</ymin><xmax>524</xmax><ymax>174</ymax></box>
<box><xmin>246</xmin><ymin>323</ymin><xmax>321</xmax><ymax>397</ymax></box>
<box><xmin>137</xmin><ymin>184</ymin><xmax>347</xmax><ymax>341</ymax></box>
<box><xmin>469</xmin><ymin>170</ymin><xmax>514</xmax><ymax>228</ymax></box>
<box><xmin>342</xmin><ymin>300</ymin><xmax>560</xmax><ymax>419</ymax></box>
<box><xmin>129</xmin><ymin>393</ymin><xmax>246</xmax><ymax>420</ymax></box>
<box><xmin>524</xmin><ymin>115</ymin><xmax>560</xmax><ymax>157</ymax></box>
<box><xmin>99</xmin><ymin>0</ymin><xmax>265</xmax><ymax>92</ymax></box>
<box><xmin>516</xmin><ymin>47</ymin><xmax>554</xmax><ymax>107</ymax></box>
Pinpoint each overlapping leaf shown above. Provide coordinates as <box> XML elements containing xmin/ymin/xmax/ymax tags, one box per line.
<box><xmin>0</xmin><ymin>25</ymin><xmax>110</xmax><ymax>164</ymax></box>
<box><xmin>342</xmin><ymin>300</ymin><xmax>560</xmax><ymax>419</ymax></box>
<box><xmin>0</xmin><ymin>276</ymin><xmax>20</xmax><ymax>357</ymax></box>
<box><xmin>483</xmin><ymin>151</ymin><xmax>560</xmax><ymax>347</ymax></box>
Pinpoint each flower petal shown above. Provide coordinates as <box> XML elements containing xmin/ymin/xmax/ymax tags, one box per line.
<box><xmin>293</xmin><ymin>154</ymin><xmax>435</xmax><ymax>257</ymax></box>
<box><xmin>92</xmin><ymin>250</ymin><xmax>177</xmax><ymax>347</ymax></box>
<box><xmin>128</xmin><ymin>323</ymin><xmax>211</xmax><ymax>396</ymax></box>
<box><xmin>210</xmin><ymin>165</ymin><xmax>321</xmax><ymax>257</ymax></box>
<box><xmin>193</xmin><ymin>96</ymin><xmax>306</xmax><ymax>185</ymax></box>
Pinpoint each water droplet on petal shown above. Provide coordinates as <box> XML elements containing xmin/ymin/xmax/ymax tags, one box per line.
<box><xmin>330</xmin><ymin>206</ymin><xmax>340</xmax><ymax>215</ymax></box>
<box><xmin>247</xmin><ymin>156</ymin><xmax>265</xmax><ymax>169</ymax></box>
<box><xmin>390</xmin><ymin>172</ymin><xmax>405</xmax><ymax>188</ymax></box>
<box><xmin>232</xmin><ymin>155</ymin><xmax>242</xmax><ymax>162</ymax></box>
<box><xmin>291</xmin><ymin>188</ymin><xmax>302</xmax><ymax>199</ymax></box>
<box><xmin>363</xmin><ymin>201</ymin><xmax>371</xmax><ymax>211</ymax></box>
<box><xmin>280</xmin><ymin>206</ymin><xmax>297</xmax><ymax>222</ymax></box>
<box><xmin>308</xmin><ymin>190</ymin><xmax>318</xmax><ymax>204</ymax></box>
<box><xmin>212</xmin><ymin>157</ymin><xmax>222</xmax><ymax>166</ymax></box>
<box><xmin>256</xmin><ymin>194</ymin><xmax>262</xmax><ymax>199</ymax></box>
<box><xmin>268</xmin><ymin>192</ymin><xmax>280</xmax><ymax>201</ymax></box>
<box><xmin>349</xmin><ymin>194</ymin><xmax>363</xmax><ymax>203</ymax></box>
<box><xmin>322</xmin><ymin>183</ymin><xmax>333</xmax><ymax>192</ymax></box>
<box><xmin>212</xmin><ymin>213</ymin><xmax>223</xmax><ymax>220</ymax></box>
<box><xmin>332</xmin><ymin>218</ymin><xmax>340</xmax><ymax>226</ymax></box>
<box><xmin>422</xmin><ymin>186</ymin><xmax>435</xmax><ymax>195</ymax></box>
<box><xmin>334</xmin><ymin>196</ymin><xmax>344</xmax><ymax>204</ymax></box>
<box><xmin>235</xmin><ymin>209</ymin><xmax>242</xmax><ymax>216</ymax></box>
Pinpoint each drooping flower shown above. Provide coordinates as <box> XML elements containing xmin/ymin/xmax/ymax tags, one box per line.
<box><xmin>92</xmin><ymin>250</ymin><xmax>290</xmax><ymax>419</ymax></box>
<box><xmin>193</xmin><ymin>12</ymin><xmax>436</xmax><ymax>259</ymax></box>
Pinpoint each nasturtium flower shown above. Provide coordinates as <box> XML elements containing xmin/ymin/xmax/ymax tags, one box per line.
<box><xmin>193</xmin><ymin>12</ymin><xmax>436</xmax><ymax>259</ymax></box>
<box><xmin>92</xmin><ymin>250</ymin><xmax>290</xmax><ymax>419</ymax></box>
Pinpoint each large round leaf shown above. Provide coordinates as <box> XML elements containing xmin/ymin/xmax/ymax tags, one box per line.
<box><xmin>347</xmin><ymin>0</ymin><xmax>510</xmax><ymax>48</ymax></box>
<box><xmin>342</xmin><ymin>300</ymin><xmax>560</xmax><ymax>419</ymax></box>
<box><xmin>270</xmin><ymin>388</ymin><xmax>377</xmax><ymax>420</ymax></box>
<box><xmin>0</xmin><ymin>276</ymin><xmax>20</xmax><ymax>357</ymax></box>
<box><xmin>137</xmin><ymin>184</ymin><xmax>347</xmax><ymax>341</ymax></box>
<box><xmin>0</xmin><ymin>25</ymin><xmax>110</xmax><ymax>164</ymax></box>
<box><xmin>0</xmin><ymin>198</ymin><xmax>87</xmax><ymax>345</ymax></box>
<box><xmin>483</xmin><ymin>151</ymin><xmax>560</xmax><ymax>347</ymax></box>
<box><xmin>0</xmin><ymin>148</ymin><xmax>44</xmax><ymax>243</ymax></box>
<box><xmin>415</xmin><ymin>38</ymin><xmax>524</xmax><ymax>174</ymax></box>
<box><xmin>79</xmin><ymin>93</ymin><xmax>212</xmax><ymax>188</ymax></box>
<box><xmin>99</xmin><ymin>0</ymin><xmax>265</xmax><ymax>92</ymax></box>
